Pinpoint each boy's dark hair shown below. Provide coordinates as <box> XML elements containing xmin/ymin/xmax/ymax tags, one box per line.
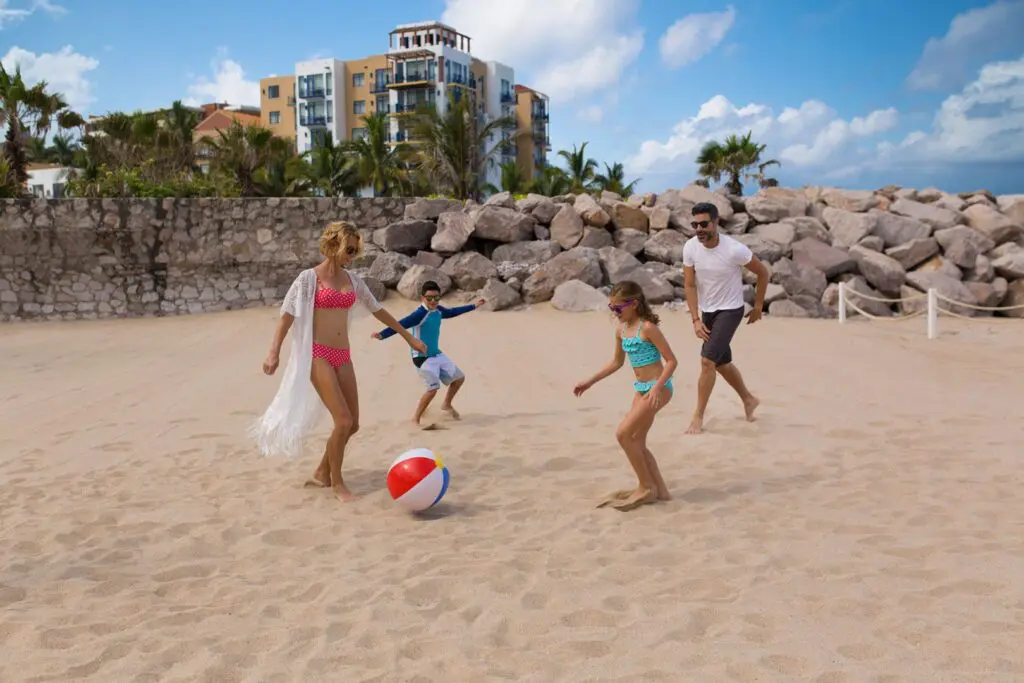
<box><xmin>421</xmin><ymin>280</ymin><xmax>441</xmax><ymax>296</ymax></box>
<box><xmin>691</xmin><ymin>202</ymin><xmax>719</xmax><ymax>222</ymax></box>
<box><xmin>609</xmin><ymin>280</ymin><xmax>660</xmax><ymax>326</ymax></box>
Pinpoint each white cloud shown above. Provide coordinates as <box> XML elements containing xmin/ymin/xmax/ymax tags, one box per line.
<box><xmin>184</xmin><ymin>51</ymin><xmax>260</xmax><ymax>107</ymax></box>
<box><xmin>658</xmin><ymin>6</ymin><xmax>736</xmax><ymax>69</ymax></box>
<box><xmin>577</xmin><ymin>105</ymin><xmax>603</xmax><ymax>124</ymax></box>
<box><xmin>441</xmin><ymin>0</ymin><xmax>643</xmax><ymax>103</ymax></box>
<box><xmin>0</xmin><ymin>0</ymin><xmax>63</xmax><ymax>28</ymax></box>
<box><xmin>884</xmin><ymin>55</ymin><xmax>1024</xmax><ymax>163</ymax></box>
<box><xmin>625</xmin><ymin>94</ymin><xmax>898</xmax><ymax>175</ymax></box>
<box><xmin>907</xmin><ymin>0</ymin><xmax>1024</xmax><ymax>91</ymax></box>
<box><xmin>0</xmin><ymin>45</ymin><xmax>99</xmax><ymax>112</ymax></box>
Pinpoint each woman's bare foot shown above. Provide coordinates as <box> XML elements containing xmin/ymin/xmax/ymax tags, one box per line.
<box><xmin>596</xmin><ymin>489</ymin><xmax>634</xmax><ymax>508</ymax></box>
<box><xmin>412</xmin><ymin>419</ymin><xmax>442</xmax><ymax>431</ymax></box>
<box><xmin>743</xmin><ymin>395</ymin><xmax>760</xmax><ymax>422</ymax></box>
<box><xmin>657</xmin><ymin>488</ymin><xmax>672</xmax><ymax>502</ymax></box>
<box><xmin>303</xmin><ymin>468</ymin><xmax>331</xmax><ymax>488</ymax></box>
<box><xmin>685</xmin><ymin>417</ymin><xmax>704</xmax><ymax>435</ymax></box>
<box><xmin>441</xmin><ymin>404</ymin><xmax>460</xmax><ymax>420</ymax></box>
<box><xmin>611</xmin><ymin>488</ymin><xmax>657</xmax><ymax>511</ymax></box>
<box><xmin>333</xmin><ymin>483</ymin><xmax>358</xmax><ymax>503</ymax></box>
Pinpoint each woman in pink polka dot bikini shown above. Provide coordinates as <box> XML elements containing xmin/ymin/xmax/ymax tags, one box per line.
<box><xmin>251</xmin><ymin>221</ymin><xmax>426</xmax><ymax>503</ymax></box>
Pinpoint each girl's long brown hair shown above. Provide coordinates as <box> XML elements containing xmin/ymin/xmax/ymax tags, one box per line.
<box><xmin>609</xmin><ymin>280</ymin><xmax>660</xmax><ymax>325</ymax></box>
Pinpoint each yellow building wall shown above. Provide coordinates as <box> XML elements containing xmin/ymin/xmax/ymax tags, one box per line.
<box><xmin>259</xmin><ymin>76</ymin><xmax>296</xmax><ymax>140</ymax></box>
<box><xmin>344</xmin><ymin>54</ymin><xmax>390</xmax><ymax>139</ymax></box>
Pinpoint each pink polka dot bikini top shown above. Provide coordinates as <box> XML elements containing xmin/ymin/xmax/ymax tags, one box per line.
<box><xmin>314</xmin><ymin>276</ymin><xmax>357</xmax><ymax>310</ymax></box>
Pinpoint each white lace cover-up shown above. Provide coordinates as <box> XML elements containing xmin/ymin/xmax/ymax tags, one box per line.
<box><xmin>249</xmin><ymin>267</ymin><xmax>382</xmax><ymax>458</ymax></box>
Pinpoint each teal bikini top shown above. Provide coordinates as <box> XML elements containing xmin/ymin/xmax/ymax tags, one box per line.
<box><xmin>621</xmin><ymin>323</ymin><xmax>661</xmax><ymax>368</ymax></box>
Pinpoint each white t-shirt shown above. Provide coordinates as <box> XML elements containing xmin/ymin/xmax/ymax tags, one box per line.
<box><xmin>682</xmin><ymin>234</ymin><xmax>752</xmax><ymax>312</ymax></box>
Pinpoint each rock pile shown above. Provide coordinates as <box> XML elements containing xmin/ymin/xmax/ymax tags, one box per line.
<box><xmin>358</xmin><ymin>185</ymin><xmax>1024</xmax><ymax>318</ymax></box>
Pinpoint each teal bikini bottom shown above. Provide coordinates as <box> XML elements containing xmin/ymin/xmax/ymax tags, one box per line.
<box><xmin>634</xmin><ymin>377</ymin><xmax>673</xmax><ymax>396</ymax></box>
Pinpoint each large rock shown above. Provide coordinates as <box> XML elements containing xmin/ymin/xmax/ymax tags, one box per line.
<box><xmin>992</xmin><ymin>248</ymin><xmax>1024</xmax><ymax>279</ymax></box>
<box><xmin>397</xmin><ymin>264</ymin><xmax>452</xmax><ymax>300</ymax></box>
<box><xmin>962</xmin><ymin>203</ymin><xmax>1023</xmax><ymax>245</ymax></box>
<box><xmin>368</xmin><ymin>251</ymin><xmax>412</xmax><ymax>287</ymax></box>
<box><xmin>549</xmin><ymin>204</ymin><xmax>585</xmax><ymax>249</ymax></box>
<box><xmin>551</xmin><ymin>279</ymin><xmax>608</xmax><ymax>312</ymax></box>
<box><xmin>643</xmin><ymin>230</ymin><xmax>688</xmax><ymax>264</ymax></box>
<box><xmin>598</xmin><ymin>246</ymin><xmax>643</xmax><ymax>284</ymax></box>
<box><xmin>933</xmin><ymin>226</ymin><xmax>996</xmax><ymax>268</ymax></box>
<box><xmin>869</xmin><ymin>209</ymin><xmax>932</xmax><ymax>247</ymax></box>
<box><xmin>771</xmin><ymin>257</ymin><xmax>828</xmax><ymax>300</ymax></box>
<box><xmin>678</xmin><ymin>183</ymin><xmax>735</xmax><ymax>221</ymax></box>
<box><xmin>572</xmin><ymin>193</ymin><xmax>611</xmax><ymax>228</ymax></box>
<box><xmin>613</xmin><ymin>228</ymin><xmax>647</xmax><ymax>255</ymax></box>
<box><xmin>904</xmin><ymin>271</ymin><xmax>978</xmax><ymax>317</ymax></box>
<box><xmin>404</xmin><ymin>197</ymin><xmax>462</xmax><ymax>220</ymax></box>
<box><xmin>608</xmin><ymin>201</ymin><xmax>649</xmax><ymax>232</ymax></box>
<box><xmin>578</xmin><ymin>226</ymin><xmax>614</xmax><ymax>249</ymax></box>
<box><xmin>521</xmin><ymin>247</ymin><xmax>604</xmax><ymax>304</ymax></box>
<box><xmin>431</xmin><ymin>211</ymin><xmax>474</xmax><ymax>254</ymax></box>
<box><xmin>791</xmin><ymin>237</ymin><xmax>856</xmax><ymax>278</ymax></box>
<box><xmin>478</xmin><ymin>278</ymin><xmax>522</xmax><ymax>311</ymax></box>
<box><xmin>821</xmin><ymin>188</ymin><xmax>878</xmax><ymax>212</ymax></box>
<box><xmin>733</xmin><ymin>234</ymin><xmax>784</xmax><ymax>264</ymax></box>
<box><xmin>473</xmin><ymin>206</ymin><xmax>537</xmax><ymax>242</ymax></box>
<box><xmin>1000</xmin><ymin>279</ymin><xmax>1024</xmax><ymax>318</ymax></box>
<box><xmin>441</xmin><ymin>251</ymin><xmax>499</xmax><ymax>290</ymax></box>
<box><xmin>485</xmin><ymin>191</ymin><xmax>515</xmax><ymax>208</ymax></box>
<box><xmin>782</xmin><ymin>216</ymin><xmax>830</xmax><ymax>243</ymax></box>
<box><xmin>822</xmin><ymin>207</ymin><xmax>877</xmax><ymax>248</ymax></box>
<box><xmin>751</xmin><ymin>222</ymin><xmax>797</xmax><ymax>251</ymax></box>
<box><xmin>627</xmin><ymin>267</ymin><xmax>676</xmax><ymax>304</ymax></box>
<box><xmin>372</xmin><ymin>219</ymin><xmax>436</xmax><ymax>253</ymax></box>
<box><xmin>849</xmin><ymin>245</ymin><xmax>906</xmax><ymax>294</ymax></box>
<box><xmin>997</xmin><ymin>195</ymin><xmax>1024</xmax><ymax>228</ymax></box>
<box><xmin>491</xmin><ymin>240</ymin><xmax>561</xmax><ymax>265</ymax></box>
<box><xmin>835</xmin><ymin>275</ymin><xmax>893</xmax><ymax>317</ymax></box>
<box><xmin>890</xmin><ymin>198</ymin><xmax>962</xmax><ymax>230</ymax></box>
<box><xmin>644</xmin><ymin>205</ymin><xmax>672</xmax><ymax>231</ymax></box>
<box><xmin>744</xmin><ymin>188</ymin><xmax>809</xmax><ymax>222</ymax></box>
<box><xmin>885</xmin><ymin>237</ymin><xmax>940</xmax><ymax>270</ymax></box>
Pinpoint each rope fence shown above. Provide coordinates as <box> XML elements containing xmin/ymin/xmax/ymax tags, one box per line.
<box><xmin>837</xmin><ymin>282</ymin><xmax>1024</xmax><ymax>339</ymax></box>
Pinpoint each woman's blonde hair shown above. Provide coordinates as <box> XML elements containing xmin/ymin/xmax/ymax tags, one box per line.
<box><xmin>318</xmin><ymin>220</ymin><xmax>363</xmax><ymax>261</ymax></box>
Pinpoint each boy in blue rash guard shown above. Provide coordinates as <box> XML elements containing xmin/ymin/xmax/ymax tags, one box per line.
<box><xmin>372</xmin><ymin>280</ymin><xmax>485</xmax><ymax>428</ymax></box>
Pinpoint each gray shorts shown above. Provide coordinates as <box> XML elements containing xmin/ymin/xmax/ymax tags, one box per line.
<box><xmin>415</xmin><ymin>353</ymin><xmax>464</xmax><ymax>391</ymax></box>
<box><xmin>700</xmin><ymin>306</ymin><xmax>744</xmax><ymax>366</ymax></box>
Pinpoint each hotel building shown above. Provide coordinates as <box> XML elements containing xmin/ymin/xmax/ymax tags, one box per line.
<box><xmin>259</xmin><ymin>20</ymin><xmax>550</xmax><ymax>193</ymax></box>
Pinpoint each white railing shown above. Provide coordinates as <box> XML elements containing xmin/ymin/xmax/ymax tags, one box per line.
<box><xmin>837</xmin><ymin>281</ymin><xmax>1024</xmax><ymax>339</ymax></box>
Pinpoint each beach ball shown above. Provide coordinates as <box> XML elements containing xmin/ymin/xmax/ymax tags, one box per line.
<box><xmin>386</xmin><ymin>448</ymin><xmax>450</xmax><ymax>513</ymax></box>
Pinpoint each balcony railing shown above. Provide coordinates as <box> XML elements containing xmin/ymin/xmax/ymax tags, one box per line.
<box><xmin>532</xmin><ymin>111</ymin><xmax>549</xmax><ymax>121</ymax></box>
<box><xmin>301</xmin><ymin>115</ymin><xmax>328</xmax><ymax>126</ymax></box>
<box><xmin>500</xmin><ymin>92</ymin><xmax>514</xmax><ymax>104</ymax></box>
<box><xmin>300</xmin><ymin>87</ymin><xmax>327</xmax><ymax>99</ymax></box>
<box><xmin>391</xmin><ymin>73</ymin><xmax>435</xmax><ymax>86</ymax></box>
<box><xmin>393</xmin><ymin>100</ymin><xmax>434</xmax><ymax>114</ymax></box>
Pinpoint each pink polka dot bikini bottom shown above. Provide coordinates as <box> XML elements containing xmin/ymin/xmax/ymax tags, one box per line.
<box><xmin>312</xmin><ymin>343</ymin><xmax>352</xmax><ymax>369</ymax></box>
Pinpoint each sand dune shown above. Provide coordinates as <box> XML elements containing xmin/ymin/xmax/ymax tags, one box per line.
<box><xmin>1</xmin><ymin>304</ymin><xmax>1023</xmax><ymax>683</ymax></box>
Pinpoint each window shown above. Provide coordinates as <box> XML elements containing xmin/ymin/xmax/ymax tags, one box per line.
<box><xmin>353</xmin><ymin>100</ymin><xmax>366</xmax><ymax>115</ymax></box>
<box><xmin>352</xmin><ymin>73</ymin><xmax>364</xmax><ymax>88</ymax></box>
<box><xmin>53</xmin><ymin>183</ymin><xmax>66</xmax><ymax>198</ymax></box>
<box><xmin>268</xmin><ymin>85</ymin><xmax>280</xmax><ymax>98</ymax></box>
<box><xmin>31</xmin><ymin>184</ymin><xmax>44</xmax><ymax>197</ymax></box>
<box><xmin>269</xmin><ymin>111</ymin><xmax>281</xmax><ymax>125</ymax></box>
<box><xmin>376</xmin><ymin>95</ymin><xmax>389</xmax><ymax>113</ymax></box>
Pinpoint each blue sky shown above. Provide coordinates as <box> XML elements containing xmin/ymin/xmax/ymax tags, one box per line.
<box><xmin>4</xmin><ymin>0</ymin><xmax>1023</xmax><ymax>194</ymax></box>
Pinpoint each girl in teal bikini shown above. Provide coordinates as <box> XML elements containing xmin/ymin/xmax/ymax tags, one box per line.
<box><xmin>573</xmin><ymin>280</ymin><xmax>677</xmax><ymax>511</ymax></box>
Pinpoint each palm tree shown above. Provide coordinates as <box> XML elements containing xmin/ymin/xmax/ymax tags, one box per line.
<box><xmin>342</xmin><ymin>111</ymin><xmax>411</xmax><ymax>197</ymax></box>
<box><xmin>206</xmin><ymin>121</ymin><xmax>296</xmax><ymax>196</ymax></box>
<box><xmin>592</xmin><ymin>161</ymin><xmax>638</xmax><ymax>197</ymax></box>
<box><xmin>0</xmin><ymin>63</ymin><xmax>84</xmax><ymax>185</ymax></box>
<box><xmin>409</xmin><ymin>91</ymin><xmax>517</xmax><ymax>201</ymax></box>
<box><xmin>557</xmin><ymin>142</ymin><xmax>598</xmax><ymax>193</ymax></box>
<box><xmin>695</xmin><ymin>131</ymin><xmax>780</xmax><ymax>196</ymax></box>
<box><xmin>528</xmin><ymin>163</ymin><xmax>571</xmax><ymax>197</ymax></box>
<box><xmin>305</xmin><ymin>131</ymin><xmax>361</xmax><ymax>196</ymax></box>
<box><xmin>0</xmin><ymin>156</ymin><xmax>20</xmax><ymax>198</ymax></box>
<box><xmin>484</xmin><ymin>159</ymin><xmax>528</xmax><ymax>194</ymax></box>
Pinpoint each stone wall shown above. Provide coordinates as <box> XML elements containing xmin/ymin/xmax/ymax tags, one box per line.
<box><xmin>0</xmin><ymin>197</ymin><xmax>411</xmax><ymax>321</ymax></box>
<box><xmin>2</xmin><ymin>186</ymin><xmax>1024</xmax><ymax>323</ymax></box>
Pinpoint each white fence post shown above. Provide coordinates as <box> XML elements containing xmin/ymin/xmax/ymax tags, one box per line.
<box><xmin>927</xmin><ymin>288</ymin><xmax>937</xmax><ymax>339</ymax></box>
<box><xmin>838</xmin><ymin>282</ymin><xmax>847</xmax><ymax>324</ymax></box>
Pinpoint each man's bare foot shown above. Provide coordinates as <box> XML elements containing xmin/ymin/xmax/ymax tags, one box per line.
<box><xmin>333</xmin><ymin>484</ymin><xmax>358</xmax><ymax>503</ymax></box>
<box><xmin>441</xmin><ymin>405</ymin><xmax>460</xmax><ymax>420</ymax></box>
<box><xmin>611</xmin><ymin>488</ymin><xmax>657</xmax><ymax>511</ymax></box>
<box><xmin>657</xmin><ymin>489</ymin><xmax>672</xmax><ymax>502</ymax></box>
<box><xmin>743</xmin><ymin>395</ymin><xmax>760</xmax><ymax>422</ymax></box>
<box><xmin>596</xmin><ymin>489</ymin><xmax>634</xmax><ymax>508</ymax></box>
<box><xmin>303</xmin><ymin>468</ymin><xmax>331</xmax><ymax>488</ymax></box>
<box><xmin>412</xmin><ymin>419</ymin><xmax>442</xmax><ymax>431</ymax></box>
<box><xmin>685</xmin><ymin>417</ymin><xmax>704</xmax><ymax>435</ymax></box>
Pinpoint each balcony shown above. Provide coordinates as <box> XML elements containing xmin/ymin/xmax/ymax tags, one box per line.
<box><xmin>300</xmin><ymin>87</ymin><xmax>327</xmax><ymax>99</ymax></box>
<box><xmin>301</xmin><ymin>115</ymin><xmax>328</xmax><ymax>127</ymax></box>
<box><xmin>370</xmin><ymin>78</ymin><xmax>391</xmax><ymax>94</ymax></box>
<box><xmin>389</xmin><ymin>72</ymin><xmax>436</xmax><ymax>88</ymax></box>
<box><xmin>532</xmin><ymin>110</ymin><xmax>549</xmax><ymax>121</ymax></box>
<box><xmin>500</xmin><ymin>92</ymin><xmax>515</xmax><ymax>104</ymax></box>
<box><xmin>391</xmin><ymin>100</ymin><xmax>435</xmax><ymax>115</ymax></box>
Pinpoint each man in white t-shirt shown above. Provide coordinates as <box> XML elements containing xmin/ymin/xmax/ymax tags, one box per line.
<box><xmin>681</xmin><ymin>202</ymin><xmax>770</xmax><ymax>435</ymax></box>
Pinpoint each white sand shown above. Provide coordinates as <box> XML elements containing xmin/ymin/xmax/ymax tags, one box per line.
<box><xmin>1</xmin><ymin>303</ymin><xmax>1023</xmax><ymax>683</ymax></box>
